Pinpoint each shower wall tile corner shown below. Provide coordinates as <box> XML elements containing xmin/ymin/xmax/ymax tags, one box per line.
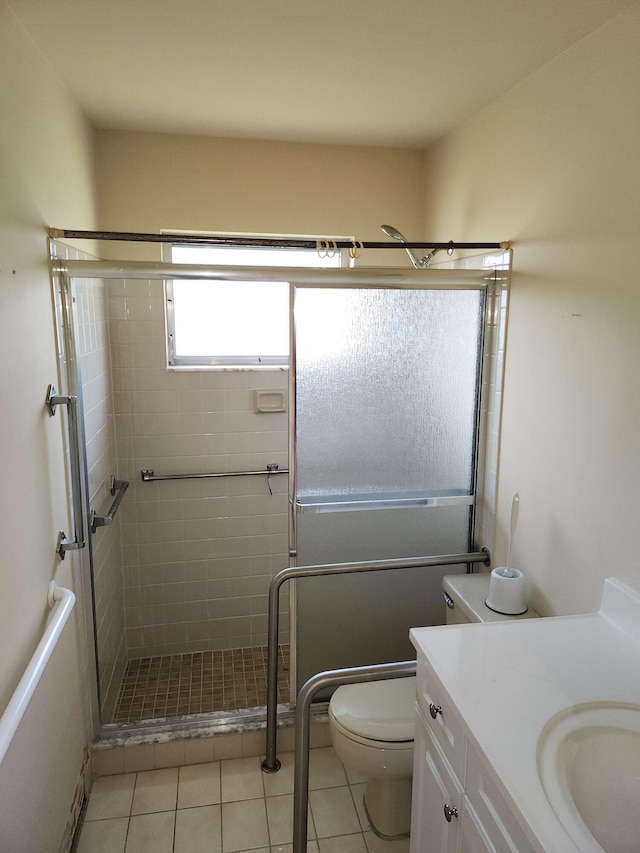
<box><xmin>109</xmin><ymin>278</ymin><xmax>289</xmax><ymax>660</ymax></box>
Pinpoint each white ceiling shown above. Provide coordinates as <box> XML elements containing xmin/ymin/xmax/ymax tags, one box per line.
<box><xmin>9</xmin><ymin>0</ymin><xmax>634</xmax><ymax>148</ymax></box>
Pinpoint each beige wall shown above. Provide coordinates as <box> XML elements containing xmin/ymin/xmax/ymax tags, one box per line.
<box><xmin>423</xmin><ymin>2</ymin><xmax>640</xmax><ymax>615</ymax></box>
<box><xmin>0</xmin><ymin>1</ymin><xmax>97</xmax><ymax>850</ymax></box>
<box><xmin>94</xmin><ymin>130</ymin><xmax>426</xmax><ymax>261</ymax></box>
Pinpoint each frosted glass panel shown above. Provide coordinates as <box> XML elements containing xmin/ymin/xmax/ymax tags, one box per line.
<box><xmin>294</xmin><ymin>288</ymin><xmax>483</xmax><ymax>503</ymax></box>
<box><xmin>293</xmin><ymin>285</ymin><xmax>486</xmax><ymax>692</ymax></box>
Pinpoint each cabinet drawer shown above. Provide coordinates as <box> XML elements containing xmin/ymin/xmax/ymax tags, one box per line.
<box><xmin>465</xmin><ymin>747</ymin><xmax>537</xmax><ymax>853</ymax></box>
<box><xmin>416</xmin><ymin>656</ymin><xmax>467</xmax><ymax>783</ymax></box>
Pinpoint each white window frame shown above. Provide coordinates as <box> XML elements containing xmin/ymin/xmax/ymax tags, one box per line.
<box><xmin>164</xmin><ymin>234</ymin><xmax>350</xmax><ymax>369</ymax></box>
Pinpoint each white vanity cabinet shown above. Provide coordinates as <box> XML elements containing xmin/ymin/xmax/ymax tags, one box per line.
<box><xmin>411</xmin><ymin>655</ymin><xmax>538</xmax><ymax>853</ymax></box>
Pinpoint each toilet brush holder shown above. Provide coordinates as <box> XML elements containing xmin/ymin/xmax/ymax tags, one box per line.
<box><xmin>485</xmin><ymin>567</ymin><xmax>527</xmax><ymax>615</ymax></box>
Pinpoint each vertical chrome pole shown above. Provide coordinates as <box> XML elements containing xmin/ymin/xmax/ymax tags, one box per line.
<box><xmin>262</xmin><ymin>570</ymin><xmax>284</xmax><ymax>773</ymax></box>
<box><xmin>288</xmin><ymin>281</ymin><xmax>299</xmax><ymax>707</ymax></box>
<box><xmin>288</xmin><ymin>281</ymin><xmax>298</xmax><ymax>562</ymax></box>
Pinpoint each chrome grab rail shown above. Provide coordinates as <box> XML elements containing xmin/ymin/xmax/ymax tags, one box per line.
<box><xmin>46</xmin><ymin>385</ymin><xmax>85</xmax><ymax>559</ymax></box>
<box><xmin>90</xmin><ymin>476</ymin><xmax>129</xmax><ymax>533</ymax></box>
<box><xmin>293</xmin><ymin>661</ymin><xmax>416</xmax><ymax>853</ymax></box>
<box><xmin>141</xmin><ymin>464</ymin><xmax>288</xmax><ymax>482</ymax></box>
<box><xmin>261</xmin><ymin>548</ymin><xmax>491</xmax><ymax>773</ymax></box>
<box><xmin>0</xmin><ymin>583</ymin><xmax>76</xmax><ymax>764</ymax></box>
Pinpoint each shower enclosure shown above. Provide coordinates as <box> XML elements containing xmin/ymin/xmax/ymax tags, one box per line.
<box><xmin>50</xmin><ymin>238</ymin><xmax>508</xmax><ymax>734</ymax></box>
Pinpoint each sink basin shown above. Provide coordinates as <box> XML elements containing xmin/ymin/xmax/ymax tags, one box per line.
<box><xmin>537</xmin><ymin>703</ymin><xmax>640</xmax><ymax>852</ymax></box>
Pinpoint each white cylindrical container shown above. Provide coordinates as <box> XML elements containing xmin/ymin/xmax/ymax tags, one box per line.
<box><xmin>485</xmin><ymin>567</ymin><xmax>527</xmax><ymax>615</ymax></box>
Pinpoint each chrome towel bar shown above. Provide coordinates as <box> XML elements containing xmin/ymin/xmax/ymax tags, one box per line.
<box><xmin>141</xmin><ymin>464</ymin><xmax>288</xmax><ymax>482</ymax></box>
<box><xmin>90</xmin><ymin>476</ymin><xmax>129</xmax><ymax>533</ymax></box>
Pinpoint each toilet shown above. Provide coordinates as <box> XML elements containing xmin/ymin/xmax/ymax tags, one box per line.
<box><xmin>328</xmin><ymin>572</ymin><xmax>539</xmax><ymax>839</ymax></box>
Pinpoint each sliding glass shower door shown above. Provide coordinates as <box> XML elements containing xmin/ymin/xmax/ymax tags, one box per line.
<box><xmin>291</xmin><ymin>281</ymin><xmax>485</xmax><ymax>691</ymax></box>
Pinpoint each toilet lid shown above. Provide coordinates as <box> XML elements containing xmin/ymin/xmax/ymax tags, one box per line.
<box><xmin>329</xmin><ymin>676</ymin><xmax>416</xmax><ymax>742</ymax></box>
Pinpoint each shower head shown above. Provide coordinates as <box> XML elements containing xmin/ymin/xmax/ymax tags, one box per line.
<box><xmin>380</xmin><ymin>224</ymin><xmax>409</xmax><ymax>243</ymax></box>
<box><xmin>380</xmin><ymin>224</ymin><xmax>454</xmax><ymax>268</ymax></box>
<box><xmin>380</xmin><ymin>224</ymin><xmax>422</xmax><ymax>268</ymax></box>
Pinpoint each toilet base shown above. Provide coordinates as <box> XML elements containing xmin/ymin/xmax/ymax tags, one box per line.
<box><xmin>363</xmin><ymin>777</ymin><xmax>412</xmax><ymax>839</ymax></box>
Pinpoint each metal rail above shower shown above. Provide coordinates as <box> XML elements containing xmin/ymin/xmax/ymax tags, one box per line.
<box><xmin>141</xmin><ymin>464</ymin><xmax>288</xmax><ymax>482</ymax></box>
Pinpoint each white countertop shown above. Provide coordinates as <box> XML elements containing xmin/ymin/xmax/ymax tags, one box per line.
<box><xmin>409</xmin><ymin>578</ymin><xmax>640</xmax><ymax>852</ymax></box>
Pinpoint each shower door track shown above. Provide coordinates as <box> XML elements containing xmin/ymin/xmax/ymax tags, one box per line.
<box><xmin>97</xmin><ymin>703</ymin><xmax>318</xmax><ymax>746</ymax></box>
<box><xmin>52</xmin><ymin>258</ymin><xmax>493</xmax><ymax>289</ymax></box>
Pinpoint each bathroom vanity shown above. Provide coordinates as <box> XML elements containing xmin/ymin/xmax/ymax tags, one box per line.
<box><xmin>409</xmin><ymin>578</ymin><xmax>640</xmax><ymax>853</ymax></box>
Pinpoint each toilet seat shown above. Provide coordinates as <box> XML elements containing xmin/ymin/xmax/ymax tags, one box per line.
<box><xmin>329</xmin><ymin>711</ymin><xmax>414</xmax><ymax>750</ymax></box>
<box><xmin>329</xmin><ymin>676</ymin><xmax>416</xmax><ymax>743</ymax></box>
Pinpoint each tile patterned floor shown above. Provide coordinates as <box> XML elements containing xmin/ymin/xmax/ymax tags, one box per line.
<box><xmin>113</xmin><ymin>645</ymin><xmax>290</xmax><ymax>723</ymax></box>
<box><xmin>77</xmin><ymin>747</ymin><xmax>411</xmax><ymax>853</ymax></box>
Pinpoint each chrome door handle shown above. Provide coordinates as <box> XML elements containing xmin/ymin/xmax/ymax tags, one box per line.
<box><xmin>429</xmin><ymin>702</ymin><xmax>442</xmax><ymax>719</ymax></box>
<box><xmin>90</xmin><ymin>477</ymin><xmax>129</xmax><ymax>533</ymax></box>
<box><xmin>47</xmin><ymin>385</ymin><xmax>85</xmax><ymax>559</ymax></box>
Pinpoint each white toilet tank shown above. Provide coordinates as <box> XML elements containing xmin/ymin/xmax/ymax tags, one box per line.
<box><xmin>443</xmin><ymin>573</ymin><xmax>539</xmax><ymax>624</ymax></box>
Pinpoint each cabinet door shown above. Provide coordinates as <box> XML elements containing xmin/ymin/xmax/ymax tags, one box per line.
<box><xmin>459</xmin><ymin>799</ymin><xmax>495</xmax><ymax>853</ymax></box>
<box><xmin>411</xmin><ymin>717</ymin><xmax>462</xmax><ymax>853</ymax></box>
<box><xmin>465</xmin><ymin>746</ymin><xmax>537</xmax><ymax>853</ymax></box>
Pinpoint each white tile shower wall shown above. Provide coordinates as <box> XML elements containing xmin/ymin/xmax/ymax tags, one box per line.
<box><xmin>108</xmin><ymin>278</ymin><xmax>289</xmax><ymax>658</ymax></box>
<box><xmin>75</xmin><ymin>274</ymin><xmax>127</xmax><ymax>721</ymax></box>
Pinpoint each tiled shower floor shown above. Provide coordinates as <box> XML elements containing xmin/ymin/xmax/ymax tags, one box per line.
<box><xmin>112</xmin><ymin>645</ymin><xmax>290</xmax><ymax>723</ymax></box>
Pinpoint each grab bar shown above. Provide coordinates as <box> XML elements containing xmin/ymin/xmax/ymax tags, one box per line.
<box><xmin>261</xmin><ymin>548</ymin><xmax>491</xmax><ymax>773</ymax></box>
<box><xmin>0</xmin><ymin>583</ymin><xmax>75</xmax><ymax>764</ymax></box>
<box><xmin>46</xmin><ymin>385</ymin><xmax>85</xmax><ymax>559</ymax></box>
<box><xmin>90</xmin><ymin>476</ymin><xmax>129</xmax><ymax>533</ymax></box>
<box><xmin>293</xmin><ymin>660</ymin><xmax>416</xmax><ymax>853</ymax></box>
<box><xmin>141</xmin><ymin>464</ymin><xmax>288</xmax><ymax>482</ymax></box>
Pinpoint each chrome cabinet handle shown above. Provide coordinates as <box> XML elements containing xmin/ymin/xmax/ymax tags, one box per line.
<box><xmin>429</xmin><ymin>702</ymin><xmax>442</xmax><ymax>719</ymax></box>
<box><xmin>444</xmin><ymin>804</ymin><xmax>458</xmax><ymax>822</ymax></box>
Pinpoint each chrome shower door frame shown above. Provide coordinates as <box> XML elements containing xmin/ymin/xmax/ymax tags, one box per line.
<box><xmin>52</xmin><ymin>265</ymin><xmax>103</xmax><ymax>724</ymax></box>
<box><xmin>287</xmin><ymin>267</ymin><xmax>504</xmax><ymax>701</ymax></box>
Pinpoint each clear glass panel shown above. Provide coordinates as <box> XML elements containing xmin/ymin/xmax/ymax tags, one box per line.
<box><xmin>293</xmin><ymin>286</ymin><xmax>485</xmax><ymax>691</ymax></box>
<box><xmin>294</xmin><ymin>288</ymin><xmax>484</xmax><ymax>504</ymax></box>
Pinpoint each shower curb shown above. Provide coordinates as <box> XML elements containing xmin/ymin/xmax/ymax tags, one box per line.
<box><xmin>91</xmin><ymin>705</ymin><xmax>330</xmax><ymax>776</ymax></box>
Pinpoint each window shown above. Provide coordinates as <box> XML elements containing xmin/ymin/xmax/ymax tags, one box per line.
<box><xmin>166</xmin><ymin>240</ymin><xmax>346</xmax><ymax>368</ymax></box>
